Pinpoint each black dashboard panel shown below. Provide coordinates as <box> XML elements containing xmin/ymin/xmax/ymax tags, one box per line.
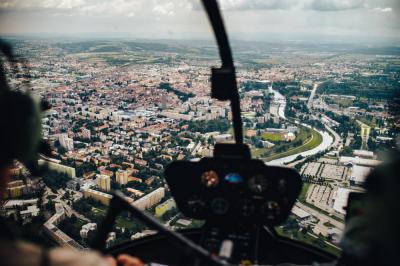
<box><xmin>165</xmin><ymin>158</ymin><xmax>302</xmax><ymax>226</ymax></box>
<box><xmin>107</xmin><ymin>228</ymin><xmax>336</xmax><ymax>265</ymax></box>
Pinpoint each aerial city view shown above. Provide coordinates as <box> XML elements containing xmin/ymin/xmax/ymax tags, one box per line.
<box><xmin>0</xmin><ymin>0</ymin><xmax>399</xmax><ymax>261</ymax></box>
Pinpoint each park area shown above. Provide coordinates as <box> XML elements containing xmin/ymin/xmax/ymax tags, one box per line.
<box><xmin>73</xmin><ymin>198</ymin><xmax>146</xmax><ymax>232</ymax></box>
<box><xmin>252</xmin><ymin>125</ymin><xmax>323</xmax><ymax>161</ymax></box>
<box><xmin>265</xmin><ymin>128</ymin><xmax>322</xmax><ymax>161</ymax></box>
<box><xmin>90</xmin><ymin>204</ymin><xmax>146</xmax><ymax>231</ymax></box>
<box><xmin>262</xmin><ymin>132</ymin><xmax>285</xmax><ymax>142</ymax></box>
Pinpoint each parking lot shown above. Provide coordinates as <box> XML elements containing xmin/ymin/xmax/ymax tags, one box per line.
<box><xmin>302</xmin><ymin>159</ymin><xmax>349</xmax><ymax>181</ymax></box>
<box><xmin>306</xmin><ymin>184</ymin><xmax>334</xmax><ymax>213</ymax></box>
<box><xmin>319</xmin><ymin>164</ymin><xmax>348</xmax><ymax>180</ymax></box>
<box><xmin>301</xmin><ymin>162</ymin><xmax>321</xmax><ymax>177</ymax></box>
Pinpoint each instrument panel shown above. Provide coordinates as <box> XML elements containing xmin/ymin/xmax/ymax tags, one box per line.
<box><xmin>165</xmin><ymin>157</ymin><xmax>302</xmax><ymax>226</ymax></box>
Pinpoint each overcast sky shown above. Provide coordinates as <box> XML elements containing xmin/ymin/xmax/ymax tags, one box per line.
<box><xmin>0</xmin><ymin>0</ymin><xmax>399</xmax><ymax>43</ymax></box>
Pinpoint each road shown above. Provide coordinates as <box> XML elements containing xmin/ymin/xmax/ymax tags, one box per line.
<box><xmin>295</xmin><ymin>202</ymin><xmax>344</xmax><ymax>230</ymax></box>
<box><xmin>48</xmin><ymin>188</ymin><xmax>90</xmax><ymax>222</ymax></box>
<box><xmin>284</xmin><ymin>122</ymin><xmax>341</xmax><ymax>168</ymax></box>
<box><xmin>324</xmin><ymin>124</ymin><xmax>342</xmax><ymax>150</ymax></box>
<box><xmin>62</xmin><ymin>201</ymin><xmax>90</xmax><ymax>222</ymax></box>
<box><xmin>307</xmin><ymin>83</ymin><xmax>319</xmax><ymax>109</ymax></box>
<box><xmin>311</xmin><ymin>113</ymin><xmax>342</xmax><ymax>150</ymax></box>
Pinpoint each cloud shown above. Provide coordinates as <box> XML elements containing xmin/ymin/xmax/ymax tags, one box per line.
<box><xmin>0</xmin><ymin>0</ymin><xmax>178</xmax><ymax>17</ymax></box>
<box><xmin>0</xmin><ymin>0</ymin><xmax>86</xmax><ymax>10</ymax></box>
<box><xmin>373</xmin><ymin>7</ymin><xmax>393</xmax><ymax>12</ymax></box>
<box><xmin>185</xmin><ymin>0</ymin><xmax>300</xmax><ymax>11</ymax></box>
<box><xmin>217</xmin><ymin>0</ymin><xmax>296</xmax><ymax>11</ymax></box>
<box><xmin>308</xmin><ymin>0</ymin><xmax>367</xmax><ymax>11</ymax></box>
<box><xmin>188</xmin><ymin>0</ymin><xmax>371</xmax><ymax>12</ymax></box>
<box><xmin>77</xmin><ymin>0</ymin><xmax>143</xmax><ymax>17</ymax></box>
<box><xmin>153</xmin><ymin>2</ymin><xmax>175</xmax><ymax>16</ymax></box>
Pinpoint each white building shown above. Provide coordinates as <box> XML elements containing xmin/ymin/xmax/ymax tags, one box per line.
<box><xmin>353</xmin><ymin>150</ymin><xmax>374</xmax><ymax>159</ymax></box>
<box><xmin>116</xmin><ymin>169</ymin><xmax>128</xmax><ymax>185</ymax></box>
<box><xmin>339</xmin><ymin>156</ymin><xmax>381</xmax><ymax>167</ymax></box>
<box><xmin>214</xmin><ymin>134</ymin><xmax>233</xmax><ymax>143</ymax></box>
<box><xmin>82</xmin><ymin>188</ymin><xmax>113</xmax><ymax>206</ymax></box>
<box><xmin>291</xmin><ymin>205</ymin><xmax>312</xmax><ymax>222</ymax></box>
<box><xmin>82</xmin><ymin>128</ymin><xmax>91</xmax><ymax>139</ymax></box>
<box><xmin>133</xmin><ymin>187</ymin><xmax>165</xmax><ymax>210</ymax></box>
<box><xmin>106</xmin><ymin>232</ymin><xmax>116</xmax><ymax>248</ymax></box>
<box><xmin>350</xmin><ymin>165</ymin><xmax>373</xmax><ymax>186</ymax></box>
<box><xmin>80</xmin><ymin>223</ymin><xmax>97</xmax><ymax>239</ymax></box>
<box><xmin>96</xmin><ymin>174</ymin><xmax>111</xmax><ymax>192</ymax></box>
<box><xmin>20</xmin><ymin>205</ymin><xmax>40</xmax><ymax>219</ymax></box>
<box><xmin>186</xmin><ymin>142</ymin><xmax>195</xmax><ymax>152</ymax></box>
<box><xmin>38</xmin><ymin>159</ymin><xmax>76</xmax><ymax>178</ymax></box>
<box><xmin>59</xmin><ymin>133</ymin><xmax>74</xmax><ymax>151</ymax></box>
<box><xmin>159</xmin><ymin>111</ymin><xmax>192</xmax><ymax>121</ymax></box>
<box><xmin>332</xmin><ymin>187</ymin><xmax>358</xmax><ymax>215</ymax></box>
<box><xmin>43</xmin><ymin>203</ymin><xmax>85</xmax><ymax>250</ymax></box>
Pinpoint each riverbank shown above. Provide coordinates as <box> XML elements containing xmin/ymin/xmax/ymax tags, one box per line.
<box><xmin>265</xmin><ymin>128</ymin><xmax>323</xmax><ymax>161</ymax></box>
<box><xmin>264</xmin><ymin>87</ymin><xmax>333</xmax><ymax>165</ymax></box>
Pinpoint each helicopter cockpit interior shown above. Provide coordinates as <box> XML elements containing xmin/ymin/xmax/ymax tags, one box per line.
<box><xmin>88</xmin><ymin>1</ymin><xmax>338</xmax><ymax>265</ymax></box>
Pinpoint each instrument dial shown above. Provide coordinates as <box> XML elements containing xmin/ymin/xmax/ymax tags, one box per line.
<box><xmin>187</xmin><ymin>195</ymin><xmax>205</xmax><ymax>215</ymax></box>
<box><xmin>211</xmin><ymin>197</ymin><xmax>230</xmax><ymax>215</ymax></box>
<box><xmin>239</xmin><ymin>199</ymin><xmax>255</xmax><ymax>217</ymax></box>
<box><xmin>201</xmin><ymin>170</ymin><xmax>219</xmax><ymax>188</ymax></box>
<box><xmin>248</xmin><ymin>174</ymin><xmax>268</xmax><ymax>194</ymax></box>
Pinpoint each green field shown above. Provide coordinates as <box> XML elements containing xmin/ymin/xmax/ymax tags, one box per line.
<box><xmin>356</xmin><ymin>117</ymin><xmax>376</xmax><ymax>128</ymax></box>
<box><xmin>264</xmin><ymin>128</ymin><xmax>323</xmax><ymax>161</ymax></box>
<box><xmin>91</xmin><ymin>206</ymin><xmax>141</xmax><ymax>230</ymax></box>
<box><xmin>262</xmin><ymin>132</ymin><xmax>285</xmax><ymax>142</ymax></box>
<box><xmin>252</xmin><ymin>125</ymin><xmax>322</xmax><ymax>161</ymax></box>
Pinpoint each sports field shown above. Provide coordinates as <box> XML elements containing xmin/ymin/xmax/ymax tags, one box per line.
<box><xmin>262</xmin><ymin>132</ymin><xmax>285</xmax><ymax>142</ymax></box>
<box><xmin>264</xmin><ymin>128</ymin><xmax>322</xmax><ymax>161</ymax></box>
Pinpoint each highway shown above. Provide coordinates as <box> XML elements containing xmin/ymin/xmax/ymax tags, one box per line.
<box><xmin>295</xmin><ymin>202</ymin><xmax>344</xmax><ymax>237</ymax></box>
<box><xmin>307</xmin><ymin>83</ymin><xmax>319</xmax><ymax>109</ymax></box>
<box><xmin>324</xmin><ymin>123</ymin><xmax>342</xmax><ymax>150</ymax></box>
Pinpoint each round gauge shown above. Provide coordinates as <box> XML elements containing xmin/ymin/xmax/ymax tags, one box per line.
<box><xmin>248</xmin><ymin>174</ymin><xmax>268</xmax><ymax>194</ymax></box>
<box><xmin>278</xmin><ymin>178</ymin><xmax>287</xmax><ymax>193</ymax></box>
<box><xmin>265</xmin><ymin>201</ymin><xmax>280</xmax><ymax>221</ymax></box>
<box><xmin>211</xmin><ymin>197</ymin><xmax>230</xmax><ymax>215</ymax></box>
<box><xmin>239</xmin><ymin>199</ymin><xmax>255</xmax><ymax>217</ymax></box>
<box><xmin>201</xmin><ymin>170</ymin><xmax>219</xmax><ymax>188</ymax></box>
<box><xmin>187</xmin><ymin>195</ymin><xmax>206</xmax><ymax>215</ymax></box>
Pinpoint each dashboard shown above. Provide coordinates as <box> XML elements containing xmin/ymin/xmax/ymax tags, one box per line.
<box><xmin>165</xmin><ymin>157</ymin><xmax>302</xmax><ymax>226</ymax></box>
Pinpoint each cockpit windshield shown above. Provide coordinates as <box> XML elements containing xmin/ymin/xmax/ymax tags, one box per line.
<box><xmin>1</xmin><ymin>0</ymin><xmax>399</xmax><ymax>257</ymax></box>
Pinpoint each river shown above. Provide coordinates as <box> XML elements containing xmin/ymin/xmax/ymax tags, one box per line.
<box><xmin>266</xmin><ymin>87</ymin><xmax>334</xmax><ymax>166</ymax></box>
